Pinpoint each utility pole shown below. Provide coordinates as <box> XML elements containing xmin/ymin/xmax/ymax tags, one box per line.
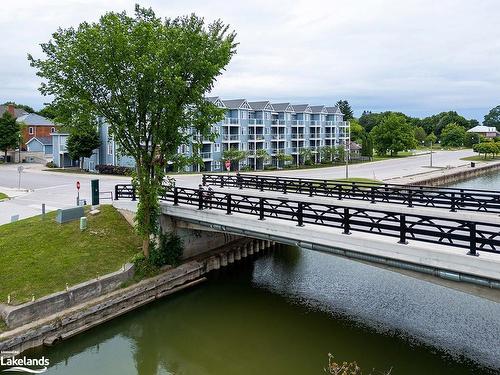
<box><xmin>345</xmin><ymin>121</ymin><xmax>351</xmax><ymax>179</ymax></box>
<box><xmin>430</xmin><ymin>141</ymin><xmax>433</xmax><ymax>167</ymax></box>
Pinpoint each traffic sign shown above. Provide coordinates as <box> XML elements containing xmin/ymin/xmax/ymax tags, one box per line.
<box><xmin>76</xmin><ymin>181</ymin><xmax>80</xmax><ymax>190</ymax></box>
<box><xmin>225</xmin><ymin>160</ymin><xmax>231</xmax><ymax>171</ymax></box>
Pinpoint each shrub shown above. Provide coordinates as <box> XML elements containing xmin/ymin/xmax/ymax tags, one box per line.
<box><xmin>96</xmin><ymin>164</ymin><xmax>133</xmax><ymax>176</ymax></box>
<box><xmin>263</xmin><ymin>165</ymin><xmax>277</xmax><ymax>171</ymax></box>
<box><xmin>45</xmin><ymin>161</ymin><xmax>56</xmax><ymax>168</ymax></box>
<box><xmin>150</xmin><ymin>231</ymin><xmax>183</xmax><ymax>267</ymax></box>
<box><xmin>130</xmin><ymin>253</ymin><xmax>158</xmax><ymax>280</ymax></box>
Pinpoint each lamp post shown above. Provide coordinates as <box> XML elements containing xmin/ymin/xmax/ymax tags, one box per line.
<box><xmin>345</xmin><ymin>121</ymin><xmax>351</xmax><ymax>179</ymax></box>
<box><xmin>430</xmin><ymin>141</ymin><xmax>433</xmax><ymax>167</ymax></box>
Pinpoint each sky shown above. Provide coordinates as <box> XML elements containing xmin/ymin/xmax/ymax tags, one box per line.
<box><xmin>1</xmin><ymin>0</ymin><xmax>499</xmax><ymax>121</ymax></box>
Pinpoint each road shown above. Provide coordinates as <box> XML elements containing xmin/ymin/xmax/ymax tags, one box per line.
<box><xmin>0</xmin><ymin>149</ymin><xmax>476</xmax><ymax>225</ymax></box>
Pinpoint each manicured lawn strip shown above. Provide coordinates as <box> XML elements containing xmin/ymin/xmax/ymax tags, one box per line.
<box><xmin>460</xmin><ymin>155</ymin><xmax>500</xmax><ymax>162</ymax></box>
<box><xmin>0</xmin><ymin>205</ymin><xmax>142</xmax><ymax>305</ymax></box>
<box><xmin>0</xmin><ymin>192</ymin><xmax>8</xmax><ymax>200</ymax></box>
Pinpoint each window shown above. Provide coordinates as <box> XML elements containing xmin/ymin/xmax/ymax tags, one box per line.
<box><xmin>50</xmin><ymin>127</ymin><xmax>55</xmax><ymax>133</ymax></box>
<box><xmin>108</xmin><ymin>142</ymin><xmax>113</xmax><ymax>155</ymax></box>
<box><xmin>29</xmin><ymin>127</ymin><xmax>34</xmax><ymax>135</ymax></box>
<box><xmin>240</xmin><ymin>111</ymin><xmax>247</xmax><ymax>119</ymax></box>
<box><xmin>265</xmin><ymin>112</ymin><xmax>270</xmax><ymax>120</ymax></box>
<box><xmin>213</xmin><ymin>161</ymin><xmax>221</xmax><ymax>170</ymax></box>
<box><xmin>214</xmin><ymin>143</ymin><xmax>221</xmax><ymax>153</ymax></box>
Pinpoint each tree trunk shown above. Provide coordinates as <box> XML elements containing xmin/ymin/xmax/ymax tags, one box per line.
<box><xmin>142</xmin><ymin>238</ymin><xmax>150</xmax><ymax>258</ymax></box>
<box><xmin>4</xmin><ymin>150</ymin><xmax>7</xmax><ymax>163</ymax></box>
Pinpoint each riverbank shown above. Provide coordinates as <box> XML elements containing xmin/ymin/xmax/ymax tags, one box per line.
<box><xmin>387</xmin><ymin>160</ymin><xmax>500</xmax><ymax>186</ymax></box>
<box><xmin>0</xmin><ymin>238</ymin><xmax>276</xmax><ymax>355</ymax></box>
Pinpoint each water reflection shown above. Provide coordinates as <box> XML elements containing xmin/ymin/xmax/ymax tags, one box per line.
<box><xmin>31</xmin><ymin>246</ymin><xmax>499</xmax><ymax>374</ymax></box>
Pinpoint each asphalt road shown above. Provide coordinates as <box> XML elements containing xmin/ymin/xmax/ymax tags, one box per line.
<box><xmin>0</xmin><ymin>149</ymin><xmax>475</xmax><ymax>225</ymax></box>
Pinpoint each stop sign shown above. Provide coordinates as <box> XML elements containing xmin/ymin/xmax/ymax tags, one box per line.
<box><xmin>225</xmin><ymin>160</ymin><xmax>231</xmax><ymax>171</ymax></box>
<box><xmin>76</xmin><ymin>181</ymin><xmax>80</xmax><ymax>190</ymax></box>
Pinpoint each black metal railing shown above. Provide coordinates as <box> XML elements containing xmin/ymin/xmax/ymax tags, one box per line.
<box><xmin>202</xmin><ymin>173</ymin><xmax>500</xmax><ymax>213</ymax></box>
<box><xmin>115</xmin><ymin>184</ymin><xmax>500</xmax><ymax>256</ymax></box>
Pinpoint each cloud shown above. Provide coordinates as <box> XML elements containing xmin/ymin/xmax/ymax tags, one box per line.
<box><xmin>1</xmin><ymin>0</ymin><xmax>499</xmax><ymax>120</ymax></box>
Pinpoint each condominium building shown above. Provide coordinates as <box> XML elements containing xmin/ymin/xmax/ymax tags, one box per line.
<box><xmin>190</xmin><ymin>97</ymin><xmax>350</xmax><ymax>172</ymax></box>
<box><xmin>52</xmin><ymin>97</ymin><xmax>350</xmax><ymax>171</ymax></box>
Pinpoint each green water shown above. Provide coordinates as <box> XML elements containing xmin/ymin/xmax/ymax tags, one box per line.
<box><xmin>25</xmin><ymin>247</ymin><xmax>499</xmax><ymax>375</ymax></box>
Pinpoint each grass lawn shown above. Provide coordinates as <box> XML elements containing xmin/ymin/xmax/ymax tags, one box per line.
<box><xmin>0</xmin><ymin>205</ymin><xmax>142</xmax><ymax>305</ymax></box>
<box><xmin>333</xmin><ymin>177</ymin><xmax>381</xmax><ymax>184</ymax></box>
<box><xmin>461</xmin><ymin>155</ymin><xmax>500</xmax><ymax>162</ymax></box>
<box><xmin>0</xmin><ymin>192</ymin><xmax>8</xmax><ymax>200</ymax></box>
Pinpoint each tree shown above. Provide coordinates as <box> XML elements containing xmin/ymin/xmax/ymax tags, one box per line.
<box><xmin>464</xmin><ymin>132</ymin><xmax>480</xmax><ymax>148</ymax></box>
<box><xmin>483</xmin><ymin>105</ymin><xmax>500</xmax><ymax>131</ymax></box>
<box><xmin>0</xmin><ymin>112</ymin><xmax>20</xmax><ymax>161</ymax></box>
<box><xmin>473</xmin><ymin>141</ymin><xmax>500</xmax><ymax>159</ymax></box>
<box><xmin>440</xmin><ymin>123</ymin><xmax>466</xmax><ymax>148</ymax></box>
<box><xmin>66</xmin><ymin>127</ymin><xmax>101</xmax><ymax>169</ymax></box>
<box><xmin>370</xmin><ymin>113</ymin><xmax>417</xmax><ymax>156</ymax></box>
<box><xmin>37</xmin><ymin>103</ymin><xmax>58</xmax><ymax>120</ymax></box>
<box><xmin>348</xmin><ymin>118</ymin><xmax>364</xmax><ymax>141</ymax></box>
<box><xmin>299</xmin><ymin>148</ymin><xmax>313</xmax><ymax>165</ymax></box>
<box><xmin>320</xmin><ymin>145</ymin><xmax>334</xmax><ymax>162</ymax></box>
<box><xmin>420</xmin><ymin>111</ymin><xmax>472</xmax><ymax>137</ymax></box>
<box><xmin>414</xmin><ymin>126</ymin><xmax>427</xmax><ymax>144</ymax></box>
<box><xmin>361</xmin><ymin>134</ymin><xmax>373</xmax><ymax>158</ymax></box>
<box><xmin>29</xmin><ymin>6</ymin><xmax>237</xmax><ymax>257</ymax></box>
<box><xmin>425</xmin><ymin>132</ymin><xmax>437</xmax><ymax>146</ymax></box>
<box><xmin>276</xmin><ymin>150</ymin><xmax>292</xmax><ymax>168</ymax></box>
<box><xmin>222</xmin><ymin>148</ymin><xmax>247</xmax><ymax>170</ymax></box>
<box><xmin>1</xmin><ymin>102</ymin><xmax>35</xmax><ymax>114</ymax></box>
<box><xmin>255</xmin><ymin>148</ymin><xmax>269</xmax><ymax>162</ymax></box>
<box><xmin>336</xmin><ymin>100</ymin><xmax>354</xmax><ymax>120</ymax></box>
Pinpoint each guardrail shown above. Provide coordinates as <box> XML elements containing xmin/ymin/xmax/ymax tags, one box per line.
<box><xmin>114</xmin><ymin>184</ymin><xmax>500</xmax><ymax>255</ymax></box>
<box><xmin>201</xmin><ymin>174</ymin><xmax>500</xmax><ymax>213</ymax></box>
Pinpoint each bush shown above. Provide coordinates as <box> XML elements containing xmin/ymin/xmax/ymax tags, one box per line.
<box><xmin>130</xmin><ymin>253</ymin><xmax>158</xmax><ymax>280</ymax></box>
<box><xmin>150</xmin><ymin>231</ymin><xmax>183</xmax><ymax>267</ymax></box>
<box><xmin>96</xmin><ymin>164</ymin><xmax>133</xmax><ymax>176</ymax></box>
<box><xmin>45</xmin><ymin>161</ymin><xmax>56</xmax><ymax>168</ymax></box>
<box><xmin>263</xmin><ymin>165</ymin><xmax>277</xmax><ymax>171</ymax></box>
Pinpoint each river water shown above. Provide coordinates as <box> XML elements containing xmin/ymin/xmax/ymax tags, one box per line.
<box><xmin>28</xmin><ymin>172</ymin><xmax>500</xmax><ymax>375</ymax></box>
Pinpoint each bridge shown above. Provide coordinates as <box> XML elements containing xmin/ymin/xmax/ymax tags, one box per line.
<box><xmin>114</xmin><ymin>174</ymin><xmax>500</xmax><ymax>289</ymax></box>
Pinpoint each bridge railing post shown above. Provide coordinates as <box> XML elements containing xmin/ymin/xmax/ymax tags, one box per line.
<box><xmin>467</xmin><ymin>222</ymin><xmax>479</xmax><ymax>256</ymax></box>
<box><xmin>398</xmin><ymin>214</ymin><xmax>408</xmax><ymax>244</ymax></box>
<box><xmin>283</xmin><ymin>180</ymin><xmax>287</xmax><ymax>195</ymax></box>
<box><xmin>343</xmin><ymin>207</ymin><xmax>351</xmax><ymax>234</ymax></box>
<box><xmin>370</xmin><ymin>187</ymin><xmax>376</xmax><ymax>204</ymax></box>
<box><xmin>309</xmin><ymin>182</ymin><xmax>313</xmax><ymax>197</ymax></box>
<box><xmin>226</xmin><ymin>194</ymin><xmax>232</xmax><ymax>215</ymax></box>
<box><xmin>259</xmin><ymin>198</ymin><xmax>265</xmax><ymax>220</ymax></box>
<box><xmin>338</xmin><ymin>184</ymin><xmax>343</xmax><ymax>200</ymax></box>
<box><xmin>220</xmin><ymin>175</ymin><xmax>224</xmax><ymax>188</ymax></box>
<box><xmin>115</xmin><ymin>185</ymin><xmax>119</xmax><ymax>200</ymax></box>
<box><xmin>259</xmin><ymin>178</ymin><xmax>264</xmax><ymax>192</ymax></box>
<box><xmin>450</xmin><ymin>192</ymin><xmax>457</xmax><ymax>212</ymax></box>
<box><xmin>198</xmin><ymin>189</ymin><xmax>203</xmax><ymax>210</ymax></box>
<box><xmin>202</xmin><ymin>175</ymin><xmax>207</xmax><ymax>186</ymax></box>
<box><xmin>132</xmin><ymin>186</ymin><xmax>136</xmax><ymax>201</ymax></box>
<box><xmin>237</xmin><ymin>173</ymin><xmax>243</xmax><ymax>189</ymax></box>
<box><xmin>407</xmin><ymin>189</ymin><xmax>413</xmax><ymax>208</ymax></box>
<box><xmin>297</xmin><ymin>202</ymin><xmax>304</xmax><ymax>227</ymax></box>
<box><xmin>173</xmin><ymin>187</ymin><xmax>179</xmax><ymax>206</ymax></box>
<box><xmin>460</xmin><ymin>189</ymin><xmax>465</xmax><ymax>207</ymax></box>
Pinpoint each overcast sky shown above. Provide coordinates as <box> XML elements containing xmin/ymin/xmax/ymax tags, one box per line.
<box><xmin>1</xmin><ymin>0</ymin><xmax>499</xmax><ymax>121</ymax></box>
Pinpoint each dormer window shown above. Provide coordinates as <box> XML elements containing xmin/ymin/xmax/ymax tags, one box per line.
<box><xmin>51</xmin><ymin>127</ymin><xmax>55</xmax><ymax>133</ymax></box>
<box><xmin>29</xmin><ymin>127</ymin><xmax>34</xmax><ymax>135</ymax></box>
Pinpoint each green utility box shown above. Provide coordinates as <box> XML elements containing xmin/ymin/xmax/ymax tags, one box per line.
<box><xmin>91</xmin><ymin>179</ymin><xmax>100</xmax><ymax>205</ymax></box>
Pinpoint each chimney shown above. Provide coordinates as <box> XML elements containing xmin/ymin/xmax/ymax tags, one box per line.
<box><xmin>7</xmin><ymin>104</ymin><xmax>16</xmax><ymax>118</ymax></box>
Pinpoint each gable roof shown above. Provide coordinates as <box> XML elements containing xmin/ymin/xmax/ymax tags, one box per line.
<box><xmin>0</xmin><ymin>105</ymin><xmax>28</xmax><ymax>118</ymax></box>
<box><xmin>326</xmin><ymin>105</ymin><xmax>342</xmax><ymax>115</ymax></box>
<box><xmin>271</xmin><ymin>103</ymin><xmax>295</xmax><ymax>112</ymax></box>
<box><xmin>206</xmin><ymin>96</ymin><xmax>226</xmax><ymax>108</ymax></box>
<box><xmin>248</xmin><ymin>101</ymin><xmax>274</xmax><ymax>111</ymax></box>
<box><xmin>222</xmin><ymin>99</ymin><xmax>252</xmax><ymax>110</ymax></box>
<box><xmin>309</xmin><ymin>105</ymin><xmax>328</xmax><ymax>114</ymax></box>
<box><xmin>467</xmin><ymin>125</ymin><xmax>498</xmax><ymax>133</ymax></box>
<box><xmin>26</xmin><ymin>136</ymin><xmax>52</xmax><ymax>146</ymax></box>
<box><xmin>16</xmin><ymin>113</ymin><xmax>55</xmax><ymax>126</ymax></box>
<box><xmin>292</xmin><ymin>104</ymin><xmax>312</xmax><ymax>113</ymax></box>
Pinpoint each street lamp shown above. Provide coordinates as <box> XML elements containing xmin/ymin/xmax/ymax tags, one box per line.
<box><xmin>430</xmin><ymin>141</ymin><xmax>433</xmax><ymax>167</ymax></box>
<box><xmin>345</xmin><ymin>121</ymin><xmax>351</xmax><ymax>179</ymax></box>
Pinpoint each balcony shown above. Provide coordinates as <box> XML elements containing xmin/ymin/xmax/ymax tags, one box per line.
<box><xmin>310</xmin><ymin>120</ymin><xmax>320</xmax><ymax>126</ymax></box>
<box><xmin>309</xmin><ymin>133</ymin><xmax>322</xmax><ymax>139</ymax></box>
<box><xmin>271</xmin><ymin>134</ymin><xmax>286</xmax><ymax>140</ymax></box>
<box><xmin>248</xmin><ymin>119</ymin><xmax>264</xmax><ymax>126</ymax></box>
<box><xmin>248</xmin><ymin>134</ymin><xmax>265</xmax><ymax>141</ymax></box>
<box><xmin>200</xmin><ymin>152</ymin><xmax>212</xmax><ymax>160</ymax></box>
<box><xmin>222</xmin><ymin>134</ymin><xmax>240</xmax><ymax>141</ymax></box>
<box><xmin>193</xmin><ymin>135</ymin><xmax>212</xmax><ymax>143</ymax></box>
<box><xmin>291</xmin><ymin>133</ymin><xmax>305</xmax><ymax>139</ymax></box>
<box><xmin>291</xmin><ymin>120</ymin><xmax>305</xmax><ymax>126</ymax></box>
<box><xmin>222</xmin><ymin>118</ymin><xmax>240</xmax><ymax>125</ymax></box>
<box><xmin>271</xmin><ymin>148</ymin><xmax>285</xmax><ymax>155</ymax></box>
<box><xmin>271</xmin><ymin>119</ymin><xmax>286</xmax><ymax>126</ymax></box>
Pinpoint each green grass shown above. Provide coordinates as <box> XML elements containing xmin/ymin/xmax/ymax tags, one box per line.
<box><xmin>333</xmin><ymin>177</ymin><xmax>381</xmax><ymax>184</ymax></box>
<box><xmin>461</xmin><ymin>155</ymin><xmax>500</xmax><ymax>162</ymax></box>
<box><xmin>0</xmin><ymin>192</ymin><xmax>8</xmax><ymax>200</ymax></box>
<box><xmin>0</xmin><ymin>205</ymin><xmax>142</xmax><ymax>305</ymax></box>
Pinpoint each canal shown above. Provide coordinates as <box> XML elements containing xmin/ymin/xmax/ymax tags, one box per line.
<box><xmin>30</xmin><ymin>171</ymin><xmax>500</xmax><ymax>375</ymax></box>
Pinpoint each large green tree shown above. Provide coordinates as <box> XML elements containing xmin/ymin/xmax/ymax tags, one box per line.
<box><xmin>440</xmin><ymin>122</ymin><xmax>466</xmax><ymax>148</ymax></box>
<box><xmin>483</xmin><ymin>105</ymin><xmax>500</xmax><ymax>131</ymax></box>
<box><xmin>0</xmin><ymin>112</ymin><xmax>20</xmax><ymax>161</ymax></box>
<box><xmin>67</xmin><ymin>128</ymin><xmax>101</xmax><ymax>169</ymax></box>
<box><xmin>370</xmin><ymin>113</ymin><xmax>417</xmax><ymax>156</ymax></box>
<box><xmin>336</xmin><ymin>100</ymin><xmax>354</xmax><ymax>120</ymax></box>
<box><xmin>29</xmin><ymin>6</ymin><xmax>237</xmax><ymax>256</ymax></box>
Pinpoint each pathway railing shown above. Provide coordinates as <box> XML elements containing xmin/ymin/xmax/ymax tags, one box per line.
<box><xmin>202</xmin><ymin>173</ymin><xmax>500</xmax><ymax>213</ymax></box>
<box><xmin>115</xmin><ymin>184</ymin><xmax>500</xmax><ymax>256</ymax></box>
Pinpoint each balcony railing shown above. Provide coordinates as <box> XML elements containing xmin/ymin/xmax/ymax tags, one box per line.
<box><xmin>248</xmin><ymin>119</ymin><xmax>264</xmax><ymax>125</ymax></box>
<box><xmin>271</xmin><ymin>148</ymin><xmax>286</xmax><ymax>154</ymax></box>
<box><xmin>271</xmin><ymin>134</ymin><xmax>286</xmax><ymax>140</ymax></box>
<box><xmin>291</xmin><ymin>133</ymin><xmax>305</xmax><ymax>139</ymax></box>
<box><xmin>248</xmin><ymin>134</ymin><xmax>265</xmax><ymax>141</ymax></box>
<box><xmin>222</xmin><ymin>134</ymin><xmax>240</xmax><ymax>141</ymax></box>
<box><xmin>200</xmin><ymin>152</ymin><xmax>212</xmax><ymax>159</ymax></box>
<box><xmin>222</xmin><ymin>118</ymin><xmax>240</xmax><ymax>125</ymax></box>
<box><xmin>291</xmin><ymin>120</ymin><xmax>305</xmax><ymax>126</ymax></box>
<box><xmin>271</xmin><ymin>119</ymin><xmax>286</xmax><ymax>126</ymax></box>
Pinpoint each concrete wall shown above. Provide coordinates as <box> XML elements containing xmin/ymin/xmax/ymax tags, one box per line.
<box><xmin>406</xmin><ymin>162</ymin><xmax>500</xmax><ymax>186</ymax></box>
<box><xmin>0</xmin><ymin>264</ymin><xmax>134</xmax><ymax>329</ymax></box>
<box><xmin>160</xmin><ymin>214</ymin><xmax>242</xmax><ymax>259</ymax></box>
